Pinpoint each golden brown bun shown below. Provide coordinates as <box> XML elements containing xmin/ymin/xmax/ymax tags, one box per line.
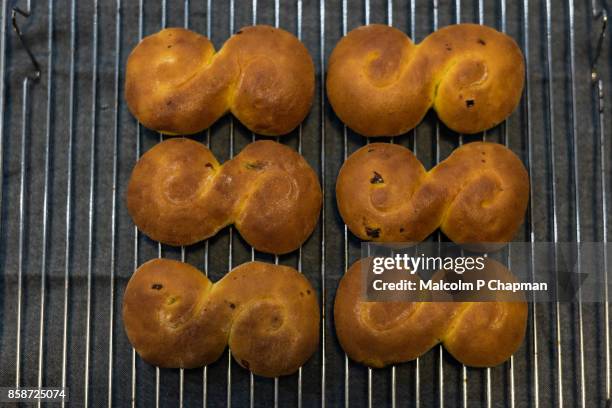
<box><xmin>327</xmin><ymin>24</ymin><xmax>525</xmax><ymax>136</ymax></box>
<box><xmin>334</xmin><ymin>258</ymin><xmax>527</xmax><ymax>368</ymax></box>
<box><xmin>127</xmin><ymin>138</ymin><xmax>322</xmax><ymax>254</ymax></box>
<box><xmin>123</xmin><ymin>259</ymin><xmax>320</xmax><ymax>377</ymax></box>
<box><xmin>336</xmin><ymin>142</ymin><xmax>528</xmax><ymax>250</ymax></box>
<box><xmin>125</xmin><ymin>26</ymin><xmax>314</xmax><ymax>136</ymax></box>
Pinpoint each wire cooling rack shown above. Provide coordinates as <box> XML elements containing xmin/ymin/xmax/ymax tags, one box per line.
<box><xmin>0</xmin><ymin>0</ymin><xmax>610</xmax><ymax>407</ymax></box>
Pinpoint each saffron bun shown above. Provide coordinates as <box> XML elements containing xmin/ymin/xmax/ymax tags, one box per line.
<box><xmin>327</xmin><ymin>24</ymin><xmax>525</xmax><ymax>136</ymax></box>
<box><xmin>336</xmin><ymin>141</ymin><xmax>528</xmax><ymax>251</ymax></box>
<box><xmin>334</xmin><ymin>257</ymin><xmax>527</xmax><ymax>367</ymax></box>
<box><xmin>126</xmin><ymin>26</ymin><xmax>314</xmax><ymax>136</ymax></box>
<box><xmin>127</xmin><ymin>138</ymin><xmax>322</xmax><ymax>254</ymax></box>
<box><xmin>123</xmin><ymin>259</ymin><xmax>320</xmax><ymax>377</ymax></box>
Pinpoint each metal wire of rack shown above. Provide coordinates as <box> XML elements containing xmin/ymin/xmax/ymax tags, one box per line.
<box><xmin>0</xmin><ymin>0</ymin><xmax>610</xmax><ymax>407</ymax></box>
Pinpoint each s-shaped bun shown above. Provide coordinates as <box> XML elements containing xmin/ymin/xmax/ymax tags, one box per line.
<box><xmin>123</xmin><ymin>259</ymin><xmax>320</xmax><ymax>377</ymax></box>
<box><xmin>126</xmin><ymin>26</ymin><xmax>314</xmax><ymax>136</ymax></box>
<box><xmin>127</xmin><ymin>138</ymin><xmax>322</xmax><ymax>254</ymax></box>
<box><xmin>334</xmin><ymin>257</ymin><xmax>527</xmax><ymax>368</ymax></box>
<box><xmin>327</xmin><ymin>24</ymin><xmax>525</xmax><ymax>136</ymax></box>
<box><xmin>336</xmin><ymin>142</ymin><xmax>528</xmax><ymax>251</ymax></box>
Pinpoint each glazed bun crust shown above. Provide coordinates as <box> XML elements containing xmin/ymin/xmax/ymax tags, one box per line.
<box><xmin>334</xmin><ymin>258</ymin><xmax>527</xmax><ymax>368</ymax></box>
<box><xmin>125</xmin><ymin>26</ymin><xmax>314</xmax><ymax>136</ymax></box>
<box><xmin>123</xmin><ymin>259</ymin><xmax>320</xmax><ymax>377</ymax></box>
<box><xmin>336</xmin><ymin>142</ymin><xmax>528</xmax><ymax>250</ymax></box>
<box><xmin>327</xmin><ymin>24</ymin><xmax>525</xmax><ymax>136</ymax></box>
<box><xmin>126</xmin><ymin>138</ymin><xmax>322</xmax><ymax>254</ymax></box>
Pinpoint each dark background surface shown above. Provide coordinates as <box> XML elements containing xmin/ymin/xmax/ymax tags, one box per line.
<box><xmin>0</xmin><ymin>0</ymin><xmax>611</xmax><ymax>406</ymax></box>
